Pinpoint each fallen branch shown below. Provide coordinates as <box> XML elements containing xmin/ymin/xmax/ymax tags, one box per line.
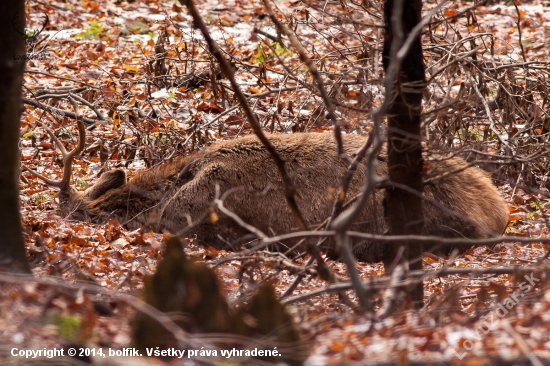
<box><xmin>283</xmin><ymin>264</ymin><xmax>548</xmax><ymax>305</ymax></box>
<box><xmin>22</xmin><ymin>97</ymin><xmax>98</xmax><ymax>125</ymax></box>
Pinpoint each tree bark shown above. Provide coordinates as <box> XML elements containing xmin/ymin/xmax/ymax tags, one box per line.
<box><xmin>382</xmin><ymin>0</ymin><xmax>425</xmax><ymax>307</ymax></box>
<box><xmin>0</xmin><ymin>0</ymin><xmax>30</xmax><ymax>272</ymax></box>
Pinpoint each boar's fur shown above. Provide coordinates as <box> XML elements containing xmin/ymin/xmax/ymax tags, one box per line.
<box><xmin>58</xmin><ymin>133</ymin><xmax>508</xmax><ymax>262</ymax></box>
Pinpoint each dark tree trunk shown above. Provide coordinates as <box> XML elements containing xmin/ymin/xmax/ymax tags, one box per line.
<box><xmin>382</xmin><ymin>0</ymin><xmax>425</xmax><ymax>307</ymax></box>
<box><xmin>0</xmin><ymin>0</ymin><xmax>30</xmax><ymax>272</ymax></box>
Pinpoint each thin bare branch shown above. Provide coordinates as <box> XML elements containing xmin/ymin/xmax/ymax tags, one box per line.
<box><xmin>180</xmin><ymin>0</ymin><xmax>334</xmax><ymax>283</ymax></box>
<box><xmin>25</xmin><ymin>95</ymin><xmax>86</xmax><ymax>191</ymax></box>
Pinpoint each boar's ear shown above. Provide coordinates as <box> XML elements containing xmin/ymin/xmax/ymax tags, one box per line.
<box><xmin>84</xmin><ymin>169</ymin><xmax>127</xmax><ymax>200</ymax></box>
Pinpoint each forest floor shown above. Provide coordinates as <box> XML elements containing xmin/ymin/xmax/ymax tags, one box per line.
<box><xmin>4</xmin><ymin>0</ymin><xmax>550</xmax><ymax>365</ymax></box>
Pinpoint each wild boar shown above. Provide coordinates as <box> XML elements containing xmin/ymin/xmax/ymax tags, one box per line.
<box><xmin>30</xmin><ymin>123</ymin><xmax>508</xmax><ymax>262</ymax></box>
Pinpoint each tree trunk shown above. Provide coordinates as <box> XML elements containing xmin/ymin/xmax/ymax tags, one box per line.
<box><xmin>0</xmin><ymin>0</ymin><xmax>30</xmax><ymax>272</ymax></box>
<box><xmin>382</xmin><ymin>0</ymin><xmax>425</xmax><ymax>307</ymax></box>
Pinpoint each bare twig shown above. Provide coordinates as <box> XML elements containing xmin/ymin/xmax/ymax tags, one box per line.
<box><xmin>213</xmin><ymin>186</ymin><xmax>268</xmax><ymax>241</ymax></box>
<box><xmin>503</xmin><ymin>321</ymin><xmax>544</xmax><ymax>366</ymax></box>
<box><xmin>25</xmin><ymin>95</ymin><xmax>86</xmax><ymax>191</ymax></box>
<box><xmin>262</xmin><ymin>0</ymin><xmax>347</xmax><ymax>161</ymax></box>
<box><xmin>283</xmin><ymin>265</ymin><xmax>547</xmax><ymax>305</ymax></box>
<box><xmin>512</xmin><ymin>3</ymin><xmax>527</xmax><ymax>63</ymax></box>
<box><xmin>25</xmin><ymin>70</ymin><xmax>101</xmax><ymax>89</ymax></box>
<box><xmin>470</xmin><ymin>74</ymin><xmax>511</xmax><ymax>151</ymax></box>
<box><xmin>376</xmin><ymin>263</ymin><xmax>406</xmax><ymax>318</ymax></box>
<box><xmin>22</xmin><ymin>97</ymin><xmax>98</xmax><ymax>125</ymax></box>
<box><xmin>180</xmin><ymin>0</ymin><xmax>334</xmax><ymax>283</ymax></box>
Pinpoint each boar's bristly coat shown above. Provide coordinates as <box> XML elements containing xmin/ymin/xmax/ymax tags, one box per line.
<box><xmin>57</xmin><ymin>133</ymin><xmax>508</xmax><ymax>262</ymax></box>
